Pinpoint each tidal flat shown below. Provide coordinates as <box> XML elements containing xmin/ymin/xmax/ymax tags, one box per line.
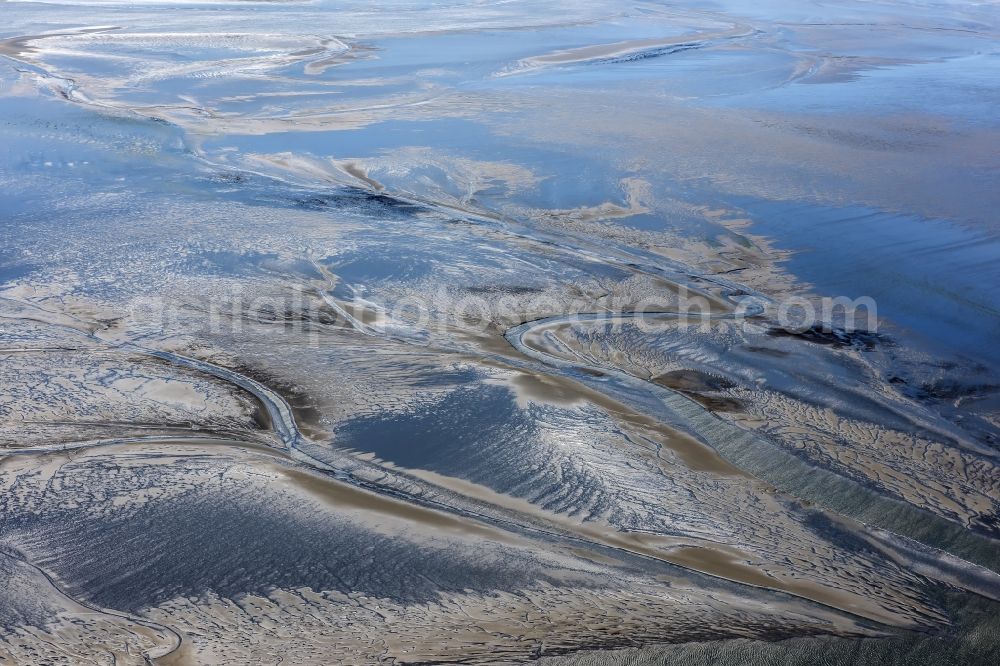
<box><xmin>1</xmin><ymin>1</ymin><xmax>999</xmax><ymax>664</ymax></box>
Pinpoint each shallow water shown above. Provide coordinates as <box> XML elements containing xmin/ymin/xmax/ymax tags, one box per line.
<box><xmin>1</xmin><ymin>1</ymin><xmax>999</xmax><ymax>664</ymax></box>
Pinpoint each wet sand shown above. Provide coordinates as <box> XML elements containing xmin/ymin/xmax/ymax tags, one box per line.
<box><xmin>1</xmin><ymin>0</ymin><xmax>999</xmax><ymax>663</ymax></box>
